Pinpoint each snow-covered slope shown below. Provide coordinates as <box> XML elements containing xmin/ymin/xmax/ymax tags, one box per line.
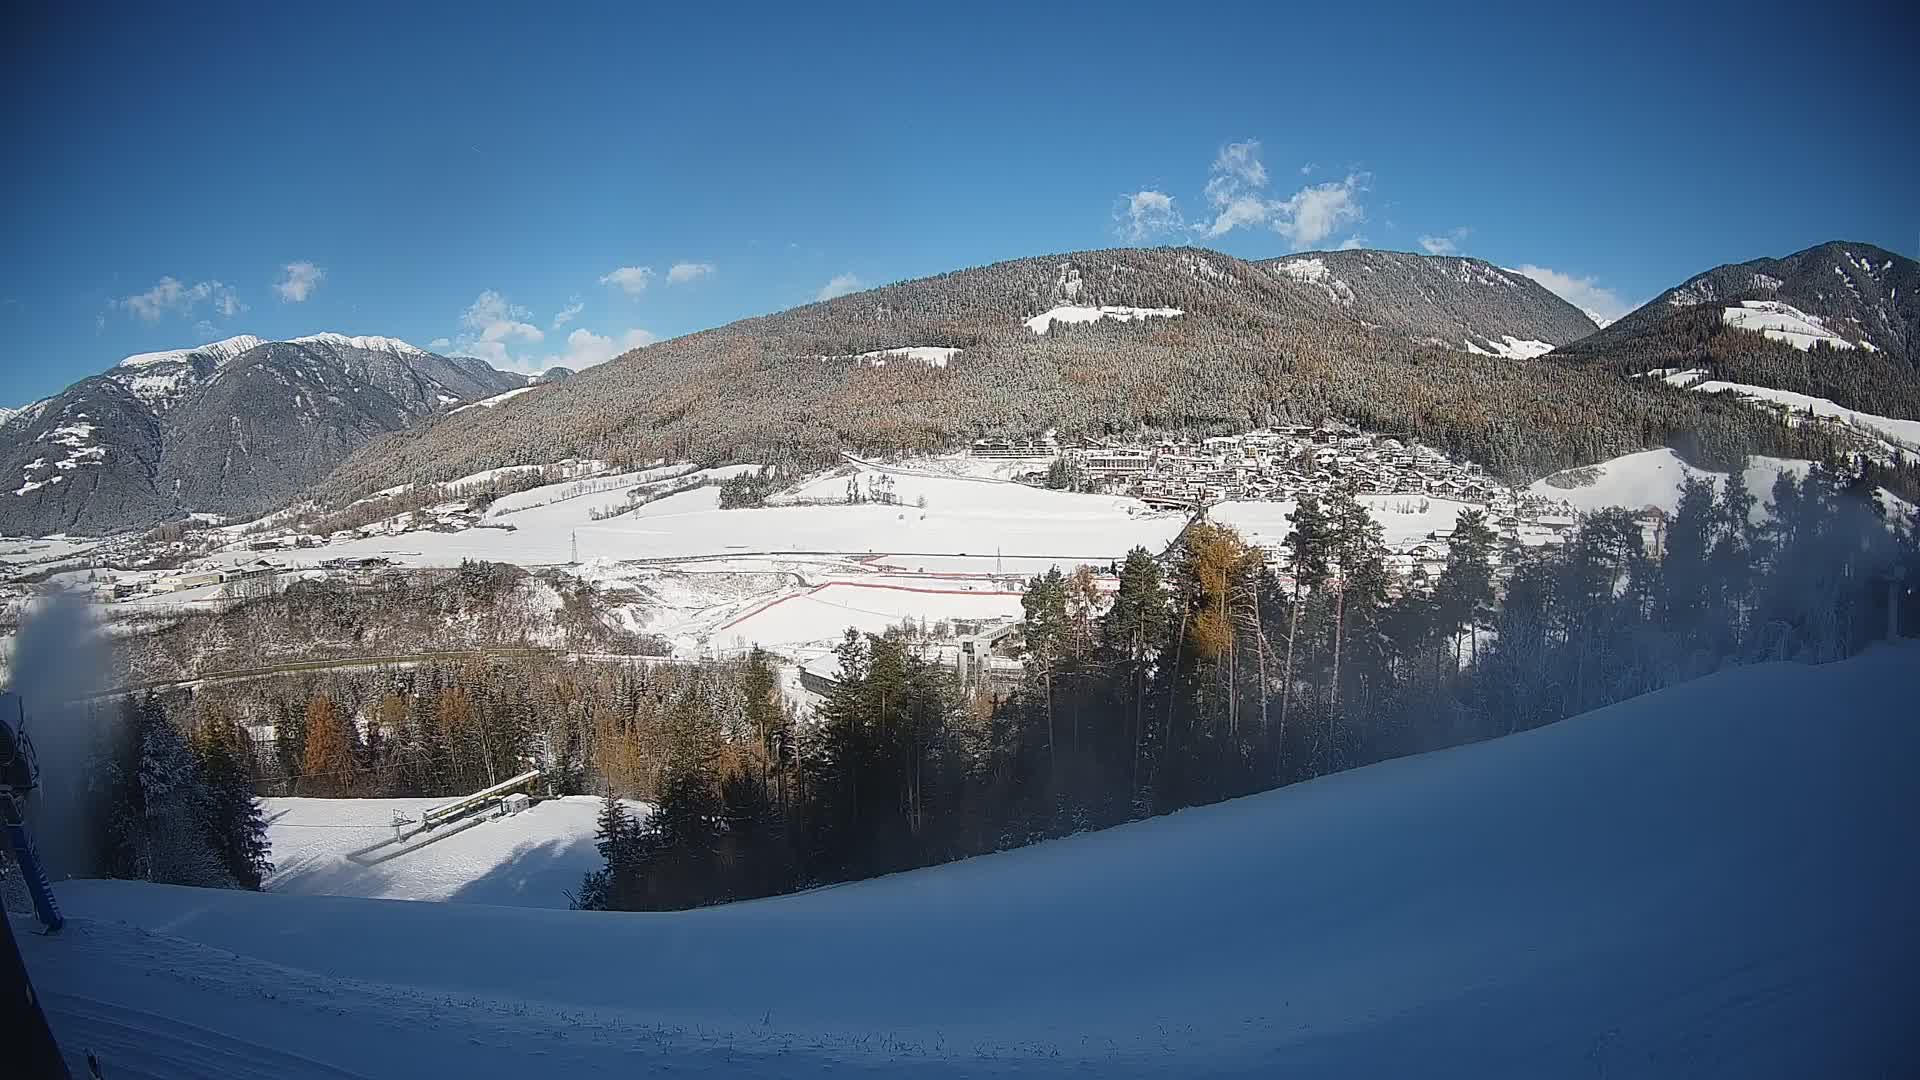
<box><xmin>263</xmin><ymin>795</ymin><xmax>649</xmax><ymax>908</ymax></box>
<box><xmin>1529</xmin><ymin>448</ymin><xmax>1811</xmax><ymax>516</ymax></box>
<box><xmin>1681</xmin><ymin>378</ymin><xmax>1920</xmax><ymax>452</ymax></box>
<box><xmin>1722</xmin><ymin>300</ymin><xmax>1860</xmax><ymax>351</ymax></box>
<box><xmin>26</xmin><ymin>644</ymin><xmax>1918</xmax><ymax>1076</ymax></box>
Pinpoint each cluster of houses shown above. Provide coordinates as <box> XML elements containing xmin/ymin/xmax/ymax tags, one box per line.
<box><xmin>976</xmin><ymin>425</ymin><xmax>1603</xmax><ymax>588</ymax></box>
<box><xmin>1058</xmin><ymin>425</ymin><xmax>1513</xmax><ymax>508</ymax></box>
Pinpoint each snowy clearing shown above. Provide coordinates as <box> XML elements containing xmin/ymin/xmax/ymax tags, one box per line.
<box><xmin>1023</xmin><ymin>305</ymin><xmax>1182</xmax><ymax>335</ymax></box>
<box><xmin>1464</xmin><ymin>334</ymin><xmax>1555</xmax><ymax>359</ymax></box>
<box><xmin>1721</xmin><ymin>300</ymin><xmax>1856</xmax><ymax>351</ymax></box>
<box><xmin>848</xmin><ymin>346</ymin><xmax>960</xmax><ymax>368</ymax></box>
<box><xmin>26</xmin><ymin>643</ymin><xmax>1918</xmax><ymax>1076</ymax></box>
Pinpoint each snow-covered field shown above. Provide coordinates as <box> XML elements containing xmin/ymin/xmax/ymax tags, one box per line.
<box><xmin>1023</xmin><ymin>304</ymin><xmax>1182</xmax><ymax>335</ymax></box>
<box><xmin>1465</xmin><ymin>334</ymin><xmax>1555</xmax><ymax>359</ymax></box>
<box><xmin>263</xmin><ymin>795</ymin><xmax>647</xmax><ymax>908</ymax></box>
<box><xmin>1677</xmin><ymin>376</ymin><xmax>1920</xmax><ymax>453</ymax></box>
<box><xmin>1721</xmin><ymin>300</ymin><xmax>1860</xmax><ymax>351</ymax></box>
<box><xmin>24</xmin><ymin>643</ymin><xmax>1917</xmax><ymax>1076</ymax></box>
<box><xmin>1528</xmin><ymin>448</ymin><xmax>1822</xmax><ymax>517</ymax></box>
<box><xmin>1215</xmin><ymin>494</ymin><xmax>1495</xmax><ymax>550</ymax></box>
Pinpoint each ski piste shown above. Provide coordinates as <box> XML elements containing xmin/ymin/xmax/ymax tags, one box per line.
<box><xmin>1</xmin><ymin>691</ymin><xmax>63</xmax><ymax>932</ymax></box>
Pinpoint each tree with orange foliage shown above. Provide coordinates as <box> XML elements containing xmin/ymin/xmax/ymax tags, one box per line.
<box><xmin>301</xmin><ymin>695</ymin><xmax>354</xmax><ymax>796</ymax></box>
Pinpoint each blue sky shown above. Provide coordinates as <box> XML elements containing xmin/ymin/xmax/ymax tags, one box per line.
<box><xmin>4</xmin><ymin>0</ymin><xmax>1913</xmax><ymax>406</ymax></box>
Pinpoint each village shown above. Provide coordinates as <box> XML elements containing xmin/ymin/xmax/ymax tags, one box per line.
<box><xmin>982</xmin><ymin>424</ymin><xmax>1598</xmax><ymax>581</ymax></box>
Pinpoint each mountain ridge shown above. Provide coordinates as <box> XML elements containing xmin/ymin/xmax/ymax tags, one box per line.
<box><xmin>0</xmin><ymin>334</ymin><xmax>525</xmax><ymax>535</ymax></box>
<box><xmin>1259</xmin><ymin>249</ymin><xmax>1599</xmax><ymax>356</ymax></box>
<box><xmin>316</xmin><ymin>244</ymin><xmax>1847</xmax><ymax>510</ymax></box>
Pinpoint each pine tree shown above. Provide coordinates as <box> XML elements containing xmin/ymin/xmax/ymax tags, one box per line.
<box><xmin>194</xmin><ymin>711</ymin><xmax>273</xmax><ymax>889</ymax></box>
<box><xmin>101</xmin><ymin>694</ymin><xmax>235</xmax><ymax>888</ymax></box>
<box><xmin>1101</xmin><ymin>548</ymin><xmax>1168</xmax><ymax>801</ymax></box>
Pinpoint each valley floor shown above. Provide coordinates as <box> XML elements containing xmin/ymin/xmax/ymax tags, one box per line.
<box><xmin>21</xmin><ymin>644</ymin><xmax>1918</xmax><ymax>1077</ymax></box>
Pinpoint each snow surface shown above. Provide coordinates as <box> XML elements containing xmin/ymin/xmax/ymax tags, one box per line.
<box><xmin>1023</xmin><ymin>305</ymin><xmax>1182</xmax><ymax>335</ymax></box>
<box><xmin>1215</xmin><ymin>495</ymin><xmax>1487</xmax><ymax>550</ymax></box>
<box><xmin>1721</xmin><ymin>300</ymin><xmax>1856</xmax><ymax>351</ymax></box>
<box><xmin>849</xmin><ymin>346</ymin><xmax>960</xmax><ymax>368</ymax></box>
<box><xmin>288</xmin><ymin>332</ymin><xmax>430</xmax><ymax>358</ymax></box>
<box><xmin>447</xmin><ymin>385</ymin><xmax>537</xmax><ymax>413</ymax></box>
<box><xmin>1680</xmin><ymin>379</ymin><xmax>1920</xmax><ymax>452</ymax></box>
<box><xmin>116</xmin><ymin>334</ymin><xmax>265</xmax><ymax>369</ymax></box>
<box><xmin>1528</xmin><ymin>448</ymin><xmax>1811</xmax><ymax>518</ymax></box>
<box><xmin>25</xmin><ymin>643</ymin><xmax>1918</xmax><ymax>1076</ymax></box>
<box><xmin>263</xmin><ymin>795</ymin><xmax>648</xmax><ymax>908</ymax></box>
<box><xmin>1465</xmin><ymin>334</ymin><xmax>1555</xmax><ymax>359</ymax></box>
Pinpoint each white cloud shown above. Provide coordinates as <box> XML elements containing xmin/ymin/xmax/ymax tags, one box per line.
<box><xmin>1115</xmin><ymin>190</ymin><xmax>1181</xmax><ymax>242</ymax></box>
<box><xmin>1418</xmin><ymin>227</ymin><xmax>1471</xmax><ymax>256</ymax></box>
<box><xmin>1197</xmin><ymin>140</ymin><xmax>1368</xmax><ymax>250</ymax></box>
<box><xmin>599</xmin><ymin>266</ymin><xmax>655</xmax><ymax>295</ymax></box>
<box><xmin>534</xmin><ymin>327</ymin><xmax>659</xmax><ymax>373</ymax></box>
<box><xmin>451</xmin><ymin>290</ymin><xmax>545</xmax><ymax>366</ymax></box>
<box><xmin>193</xmin><ymin>320</ymin><xmax>218</xmax><ymax>337</ymax></box>
<box><xmin>446</xmin><ymin>289</ymin><xmax>652</xmax><ymax>373</ymax></box>
<box><xmin>1510</xmin><ymin>264</ymin><xmax>1634</xmax><ymax>324</ymax></box>
<box><xmin>115</xmin><ymin>276</ymin><xmax>246</xmax><ymax>321</ymax></box>
<box><xmin>666</xmin><ymin>262</ymin><xmax>715</xmax><ymax>285</ymax></box>
<box><xmin>1337</xmin><ymin>235</ymin><xmax>1369</xmax><ymax>251</ymax></box>
<box><xmin>1209</xmin><ymin>140</ymin><xmax>1268</xmax><ymax>191</ymax></box>
<box><xmin>1273</xmin><ymin>174</ymin><xmax>1369</xmax><ymax>250</ymax></box>
<box><xmin>817</xmin><ymin>273</ymin><xmax>862</xmax><ymax>301</ymax></box>
<box><xmin>273</xmin><ymin>261</ymin><xmax>325</xmax><ymax>302</ymax></box>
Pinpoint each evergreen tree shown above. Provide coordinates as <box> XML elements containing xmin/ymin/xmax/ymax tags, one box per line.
<box><xmin>102</xmin><ymin>694</ymin><xmax>234</xmax><ymax>888</ymax></box>
<box><xmin>194</xmin><ymin>711</ymin><xmax>273</xmax><ymax>889</ymax></box>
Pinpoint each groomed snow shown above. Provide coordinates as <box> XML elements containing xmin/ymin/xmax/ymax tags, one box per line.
<box><xmin>263</xmin><ymin>795</ymin><xmax>649</xmax><ymax>908</ymax></box>
<box><xmin>1023</xmin><ymin>305</ymin><xmax>1182</xmax><ymax>335</ymax></box>
<box><xmin>27</xmin><ymin>643</ymin><xmax>1918</xmax><ymax>1076</ymax></box>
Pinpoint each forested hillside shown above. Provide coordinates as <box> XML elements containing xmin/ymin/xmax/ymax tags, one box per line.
<box><xmin>319</xmin><ymin>247</ymin><xmax>1853</xmax><ymax>505</ymax></box>
<box><xmin>1261</xmin><ymin>249</ymin><xmax>1598</xmax><ymax>353</ymax></box>
<box><xmin>1588</xmin><ymin>241</ymin><xmax>1917</xmax><ymax>362</ymax></box>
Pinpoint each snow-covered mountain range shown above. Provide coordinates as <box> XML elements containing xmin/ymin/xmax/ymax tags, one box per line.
<box><xmin>0</xmin><ymin>334</ymin><xmax>525</xmax><ymax>535</ymax></box>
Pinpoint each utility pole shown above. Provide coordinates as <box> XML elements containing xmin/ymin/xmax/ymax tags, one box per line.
<box><xmin>571</xmin><ymin>531</ymin><xmax>579</xmax><ymax>565</ymax></box>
